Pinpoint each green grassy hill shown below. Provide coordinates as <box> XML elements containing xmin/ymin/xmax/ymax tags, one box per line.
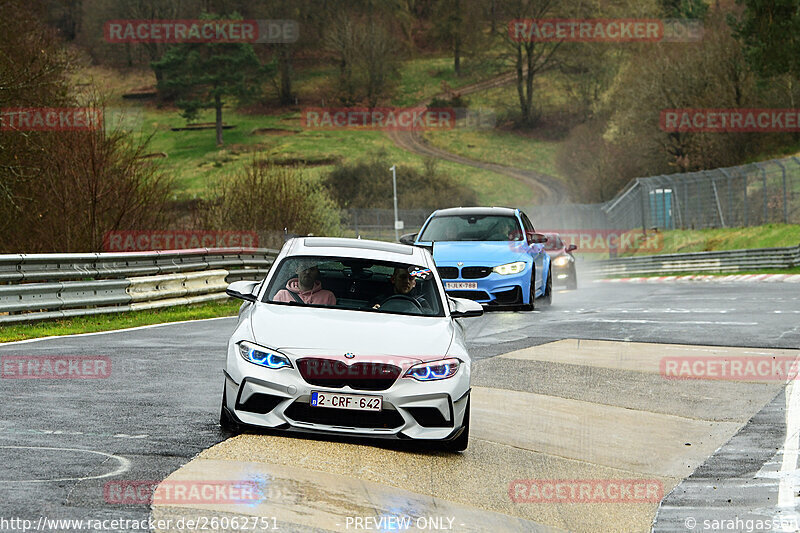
<box><xmin>81</xmin><ymin>58</ymin><xmax>560</xmax><ymax>206</ymax></box>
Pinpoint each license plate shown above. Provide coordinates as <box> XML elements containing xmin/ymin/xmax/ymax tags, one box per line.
<box><xmin>310</xmin><ymin>391</ymin><xmax>382</xmax><ymax>412</ymax></box>
<box><xmin>446</xmin><ymin>282</ymin><xmax>478</xmax><ymax>290</ymax></box>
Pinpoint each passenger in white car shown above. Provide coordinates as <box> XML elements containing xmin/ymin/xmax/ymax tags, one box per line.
<box><xmin>274</xmin><ymin>260</ymin><xmax>337</xmax><ymax>305</ymax></box>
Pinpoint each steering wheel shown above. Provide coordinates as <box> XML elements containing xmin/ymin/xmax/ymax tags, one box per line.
<box><xmin>379</xmin><ymin>294</ymin><xmax>423</xmax><ymax>313</ymax></box>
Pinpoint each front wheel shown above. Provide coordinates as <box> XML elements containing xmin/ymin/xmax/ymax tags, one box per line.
<box><xmin>524</xmin><ymin>269</ymin><xmax>536</xmax><ymax>311</ymax></box>
<box><xmin>540</xmin><ymin>269</ymin><xmax>552</xmax><ymax>307</ymax></box>
<box><xmin>566</xmin><ymin>265</ymin><xmax>577</xmax><ymax>290</ymax></box>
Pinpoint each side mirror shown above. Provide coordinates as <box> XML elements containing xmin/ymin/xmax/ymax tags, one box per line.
<box><xmin>527</xmin><ymin>232</ymin><xmax>548</xmax><ymax>244</ymax></box>
<box><xmin>567</xmin><ymin>244</ymin><xmax>577</xmax><ymax>252</ymax></box>
<box><xmin>399</xmin><ymin>232</ymin><xmax>418</xmax><ymax>245</ymax></box>
<box><xmin>448</xmin><ymin>297</ymin><xmax>483</xmax><ymax>318</ymax></box>
<box><xmin>226</xmin><ymin>280</ymin><xmax>259</xmax><ymax>302</ymax></box>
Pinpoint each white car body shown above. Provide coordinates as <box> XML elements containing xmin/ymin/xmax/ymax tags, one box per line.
<box><xmin>221</xmin><ymin>237</ymin><xmax>480</xmax><ymax>449</ymax></box>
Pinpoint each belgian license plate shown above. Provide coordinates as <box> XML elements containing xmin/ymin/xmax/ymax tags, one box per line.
<box><xmin>446</xmin><ymin>282</ymin><xmax>478</xmax><ymax>290</ymax></box>
<box><xmin>310</xmin><ymin>391</ymin><xmax>382</xmax><ymax>412</ymax></box>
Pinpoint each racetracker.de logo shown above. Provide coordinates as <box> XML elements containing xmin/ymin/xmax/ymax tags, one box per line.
<box><xmin>509</xmin><ymin>479</ymin><xmax>663</xmax><ymax>503</ymax></box>
<box><xmin>661</xmin><ymin>356</ymin><xmax>800</xmax><ymax>381</ymax></box>
<box><xmin>508</xmin><ymin>19</ymin><xmax>702</xmax><ymax>43</ymax></box>
<box><xmin>103</xmin><ymin>230</ymin><xmax>259</xmax><ymax>252</ymax></box>
<box><xmin>301</xmin><ymin>108</ymin><xmax>457</xmax><ymax>131</ymax></box>
<box><xmin>104</xmin><ymin>480</ymin><xmax>263</xmax><ymax>504</ymax></box>
<box><xmin>104</xmin><ymin>19</ymin><xmax>298</xmax><ymax>44</ymax></box>
<box><xmin>510</xmin><ymin>230</ymin><xmax>663</xmax><ymax>254</ymax></box>
<box><xmin>661</xmin><ymin>109</ymin><xmax>800</xmax><ymax>132</ymax></box>
<box><xmin>2</xmin><ymin>356</ymin><xmax>111</xmax><ymax>379</ymax></box>
<box><xmin>0</xmin><ymin>108</ymin><xmax>102</xmax><ymax>131</ymax></box>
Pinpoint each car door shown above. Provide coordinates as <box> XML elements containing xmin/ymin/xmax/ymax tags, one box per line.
<box><xmin>519</xmin><ymin>212</ymin><xmax>544</xmax><ymax>293</ymax></box>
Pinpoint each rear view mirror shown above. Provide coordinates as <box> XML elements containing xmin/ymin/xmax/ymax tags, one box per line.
<box><xmin>409</xmin><ymin>267</ymin><xmax>433</xmax><ymax>281</ymax></box>
<box><xmin>567</xmin><ymin>244</ymin><xmax>577</xmax><ymax>252</ymax></box>
<box><xmin>226</xmin><ymin>280</ymin><xmax>259</xmax><ymax>302</ymax></box>
<box><xmin>448</xmin><ymin>297</ymin><xmax>483</xmax><ymax>318</ymax></box>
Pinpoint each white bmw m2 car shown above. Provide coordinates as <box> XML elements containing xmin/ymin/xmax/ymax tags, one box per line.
<box><xmin>221</xmin><ymin>237</ymin><xmax>482</xmax><ymax>451</ymax></box>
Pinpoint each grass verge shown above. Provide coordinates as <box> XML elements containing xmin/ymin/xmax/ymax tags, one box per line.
<box><xmin>620</xmin><ymin>224</ymin><xmax>800</xmax><ymax>256</ymax></box>
<box><xmin>0</xmin><ymin>300</ymin><xmax>241</xmax><ymax>343</ymax></box>
<box><xmin>606</xmin><ymin>266</ymin><xmax>800</xmax><ymax>278</ymax></box>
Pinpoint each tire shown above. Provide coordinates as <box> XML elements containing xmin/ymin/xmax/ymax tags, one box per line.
<box><xmin>219</xmin><ymin>384</ymin><xmax>241</xmax><ymax>435</ymax></box>
<box><xmin>524</xmin><ymin>269</ymin><xmax>536</xmax><ymax>311</ymax></box>
<box><xmin>566</xmin><ymin>265</ymin><xmax>577</xmax><ymax>290</ymax></box>
<box><xmin>540</xmin><ymin>269</ymin><xmax>552</xmax><ymax>307</ymax></box>
<box><xmin>443</xmin><ymin>398</ymin><xmax>470</xmax><ymax>452</ymax></box>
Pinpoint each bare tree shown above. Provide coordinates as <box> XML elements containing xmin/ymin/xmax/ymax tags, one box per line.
<box><xmin>495</xmin><ymin>0</ymin><xmax>564</xmax><ymax>126</ymax></box>
<box><xmin>325</xmin><ymin>15</ymin><xmax>400</xmax><ymax>106</ymax></box>
<box><xmin>606</xmin><ymin>12</ymin><xmax>757</xmax><ymax>175</ymax></box>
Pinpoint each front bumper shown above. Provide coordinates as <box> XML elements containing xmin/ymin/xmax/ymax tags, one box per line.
<box><xmin>440</xmin><ymin>268</ymin><xmax>530</xmax><ymax>305</ymax></box>
<box><xmin>224</xmin><ymin>348</ymin><xmax>471</xmax><ymax>441</ymax></box>
<box><xmin>551</xmin><ymin>262</ymin><xmax>574</xmax><ymax>285</ymax></box>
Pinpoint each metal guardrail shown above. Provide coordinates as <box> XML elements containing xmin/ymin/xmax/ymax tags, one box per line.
<box><xmin>0</xmin><ymin>248</ymin><xmax>279</xmax><ymax>324</ymax></box>
<box><xmin>590</xmin><ymin>245</ymin><xmax>800</xmax><ymax>276</ymax></box>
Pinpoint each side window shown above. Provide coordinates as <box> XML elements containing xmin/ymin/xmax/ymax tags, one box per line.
<box><xmin>520</xmin><ymin>212</ymin><xmax>535</xmax><ymax>232</ymax></box>
<box><xmin>519</xmin><ymin>213</ymin><xmax>535</xmax><ymax>242</ymax></box>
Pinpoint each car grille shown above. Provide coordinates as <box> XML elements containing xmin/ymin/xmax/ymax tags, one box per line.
<box><xmin>285</xmin><ymin>401</ymin><xmax>404</xmax><ymax>429</ymax></box>
<box><xmin>461</xmin><ymin>266</ymin><xmax>492</xmax><ymax>279</ymax></box>
<box><xmin>446</xmin><ymin>290</ymin><xmax>490</xmax><ymax>301</ymax></box>
<box><xmin>296</xmin><ymin>358</ymin><xmax>401</xmax><ymax>391</ymax></box>
<box><xmin>437</xmin><ymin>266</ymin><xmax>459</xmax><ymax>279</ymax></box>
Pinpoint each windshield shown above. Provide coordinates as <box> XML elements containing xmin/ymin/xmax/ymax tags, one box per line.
<box><xmin>418</xmin><ymin>215</ymin><xmax>523</xmax><ymax>242</ymax></box>
<box><xmin>263</xmin><ymin>255</ymin><xmax>443</xmax><ymax>316</ymax></box>
<box><xmin>545</xmin><ymin>234</ymin><xmax>564</xmax><ymax>250</ymax></box>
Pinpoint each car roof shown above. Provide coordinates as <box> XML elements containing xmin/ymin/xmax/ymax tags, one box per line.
<box><xmin>285</xmin><ymin>237</ymin><xmax>427</xmax><ymax>263</ymax></box>
<box><xmin>431</xmin><ymin>206</ymin><xmax>519</xmax><ymax>217</ymax></box>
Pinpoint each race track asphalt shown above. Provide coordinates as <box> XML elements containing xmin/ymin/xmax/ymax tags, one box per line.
<box><xmin>0</xmin><ymin>280</ymin><xmax>797</xmax><ymax>532</ymax></box>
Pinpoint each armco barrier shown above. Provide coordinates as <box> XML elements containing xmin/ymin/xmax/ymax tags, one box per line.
<box><xmin>590</xmin><ymin>244</ymin><xmax>800</xmax><ymax>276</ymax></box>
<box><xmin>0</xmin><ymin>248</ymin><xmax>278</xmax><ymax>283</ymax></box>
<box><xmin>0</xmin><ymin>248</ymin><xmax>278</xmax><ymax>324</ymax></box>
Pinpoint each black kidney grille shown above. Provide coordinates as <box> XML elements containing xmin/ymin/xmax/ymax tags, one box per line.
<box><xmin>297</xmin><ymin>358</ymin><xmax>401</xmax><ymax>391</ymax></box>
<box><xmin>461</xmin><ymin>266</ymin><xmax>492</xmax><ymax>279</ymax></box>
<box><xmin>437</xmin><ymin>266</ymin><xmax>459</xmax><ymax>279</ymax></box>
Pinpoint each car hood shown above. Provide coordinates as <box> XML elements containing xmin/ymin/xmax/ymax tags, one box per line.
<box><xmin>431</xmin><ymin>241</ymin><xmax>535</xmax><ymax>265</ymax></box>
<box><xmin>249</xmin><ymin>304</ymin><xmax>454</xmax><ymax>363</ymax></box>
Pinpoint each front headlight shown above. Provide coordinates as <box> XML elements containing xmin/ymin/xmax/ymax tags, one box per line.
<box><xmin>553</xmin><ymin>256</ymin><xmax>570</xmax><ymax>266</ymax></box>
<box><xmin>404</xmin><ymin>358</ymin><xmax>461</xmax><ymax>381</ymax></box>
<box><xmin>238</xmin><ymin>341</ymin><xmax>292</xmax><ymax>370</ymax></box>
<box><xmin>493</xmin><ymin>261</ymin><xmax>527</xmax><ymax>275</ymax></box>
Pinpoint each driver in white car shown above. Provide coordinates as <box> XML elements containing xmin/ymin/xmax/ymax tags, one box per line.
<box><xmin>372</xmin><ymin>267</ymin><xmax>431</xmax><ymax>310</ymax></box>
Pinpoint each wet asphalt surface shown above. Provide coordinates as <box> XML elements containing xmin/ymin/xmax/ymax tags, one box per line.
<box><xmin>0</xmin><ymin>280</ymin><xmax>797</xmax><ymax>531</ymax></box>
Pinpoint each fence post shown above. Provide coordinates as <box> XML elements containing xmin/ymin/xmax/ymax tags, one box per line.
<box><xmin>683</xmin><ymin>180</ymin><xmax>689</xmax><ymax>229</ymax></box>
<box><xmin>638</xmin><ymin>179</ymin><xmax>648</xmax><ymax>234</ymax></box>
<box><xmin>659</xmin><ymin>177</ymin><xmax>669</xmax><ymax>229</ymax></box>
<box><xmin>774</xmin><ymin>160</ymin><xmax>789</xmax><ymax>224</ymax></box>
<box><xmin>759</xmin><ymin>164</ymin><xmax>768</xmax><ymax>224</ymax></box>
<box><xmin>719</xmin><ymin>168</ymin><xmax>735</xmax><ymax>226</ymax></box>
<box><xmin>706</xmin><ymin>171</ymin><xmax>726</xmax><ymax>227</ymax></box>
<box><xmin>667</xmin><ymin>176</ymin><xmax>682</xmax><ymax>228</ymax></box>
<box><xmin>742</xmin><ymin>167</ymin><xmax>749</xmax><ymax>226</ymax></box>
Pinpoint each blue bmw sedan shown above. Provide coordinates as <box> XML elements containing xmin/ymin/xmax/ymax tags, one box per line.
<box><xmin>408</xmin><ymin>207</ymin><xmax>552</xmax><ymax>310</ymax></box>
